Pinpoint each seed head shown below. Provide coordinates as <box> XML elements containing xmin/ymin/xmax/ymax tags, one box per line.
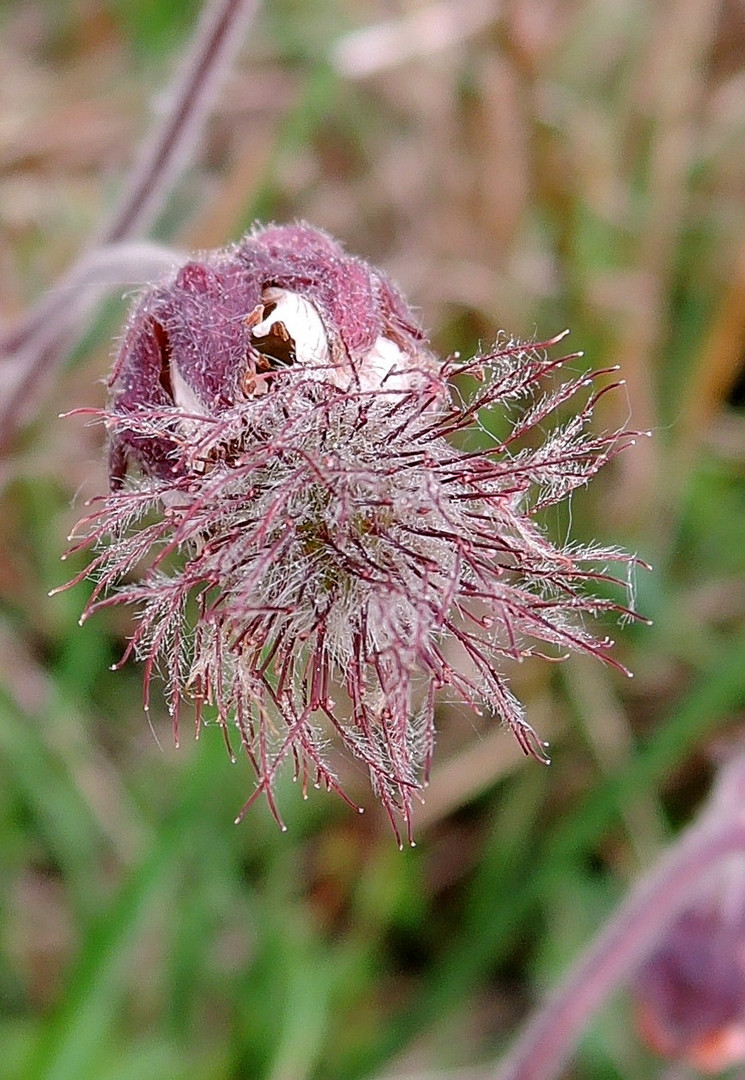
<box><xmin>63</xmin><ymin>223</ymin><xmax>645</xmax><ymax>844</ymax></box>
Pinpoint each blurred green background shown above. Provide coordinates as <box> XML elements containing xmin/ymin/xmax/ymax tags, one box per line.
<box><xmin>1</xmin><ymin>1</ymin><xmax>745</xmax><ymax>1077</ymax></box>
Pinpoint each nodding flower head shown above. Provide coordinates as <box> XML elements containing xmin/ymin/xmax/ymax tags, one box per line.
<box><xmin>62</xmin><ymin>223</ymin><xmax>647</xmax><ymax>845</ymax></box>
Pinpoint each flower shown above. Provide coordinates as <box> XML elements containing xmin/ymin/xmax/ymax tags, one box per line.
<box><xmin>635</xmin><ymin>867</ymin><xmax>745</xmax><ymax>1073</ymax></box>
<box><xmin>62</xmin><ymin>223</ymin><xmax>644</xmax><ymax>844</ymax></box>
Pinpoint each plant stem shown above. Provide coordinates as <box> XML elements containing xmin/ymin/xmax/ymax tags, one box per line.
<box><xmin>494</xmin><ymin>756</ymin><xmax>745</xmax><ymax>1080</ymax></box>
<box><xmin>101</xmin><ymin>0</ymin><xmax>260</xmax><ymax>245</ymax></box>
<box><xmin>0</xmin><ymin>0</ymin><xmax>260</xmax><ymax>443</ymax></box>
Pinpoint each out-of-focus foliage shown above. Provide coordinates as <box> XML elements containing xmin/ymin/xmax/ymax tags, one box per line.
<box><xmin>1</xmin><ymin>1</ymin><xmax>744</xmax><ymax>1078</ymax></box>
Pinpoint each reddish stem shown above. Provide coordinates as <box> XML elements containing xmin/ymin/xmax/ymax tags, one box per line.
<box><xmin>494</xmin><ymin>760</ymin><xmax>745</xmax><ymax>1080</ymax></box>
<box><xmin>0</xmin><ymin>0</ymin><xmax>260</xmax><ymax>442</ymax></box>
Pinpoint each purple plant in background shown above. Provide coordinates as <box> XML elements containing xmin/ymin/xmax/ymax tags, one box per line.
<box><xmin>62</xmin><ymin>223</ymin><xmax>643</xmax><ymax>843</ymax></box>
<box><xmin>635</xmin><ymin>869</ymin><xmax>745</xmax><ymax>1073</ymax></box>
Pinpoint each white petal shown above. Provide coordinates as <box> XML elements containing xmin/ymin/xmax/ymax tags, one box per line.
<box><xmin>252</xmin><ymin>288</ymin><xmax>330</xmax><ymax>367</ymax></box>
<box><xmin>359</xmin><ymin>334</ymin><xmax>410</xmax><ymax>391</ymax></box>
<box><xmin>171</xmin><ymin>361</ymin><xmax>208</xmax><ymax>415</ymax></box>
